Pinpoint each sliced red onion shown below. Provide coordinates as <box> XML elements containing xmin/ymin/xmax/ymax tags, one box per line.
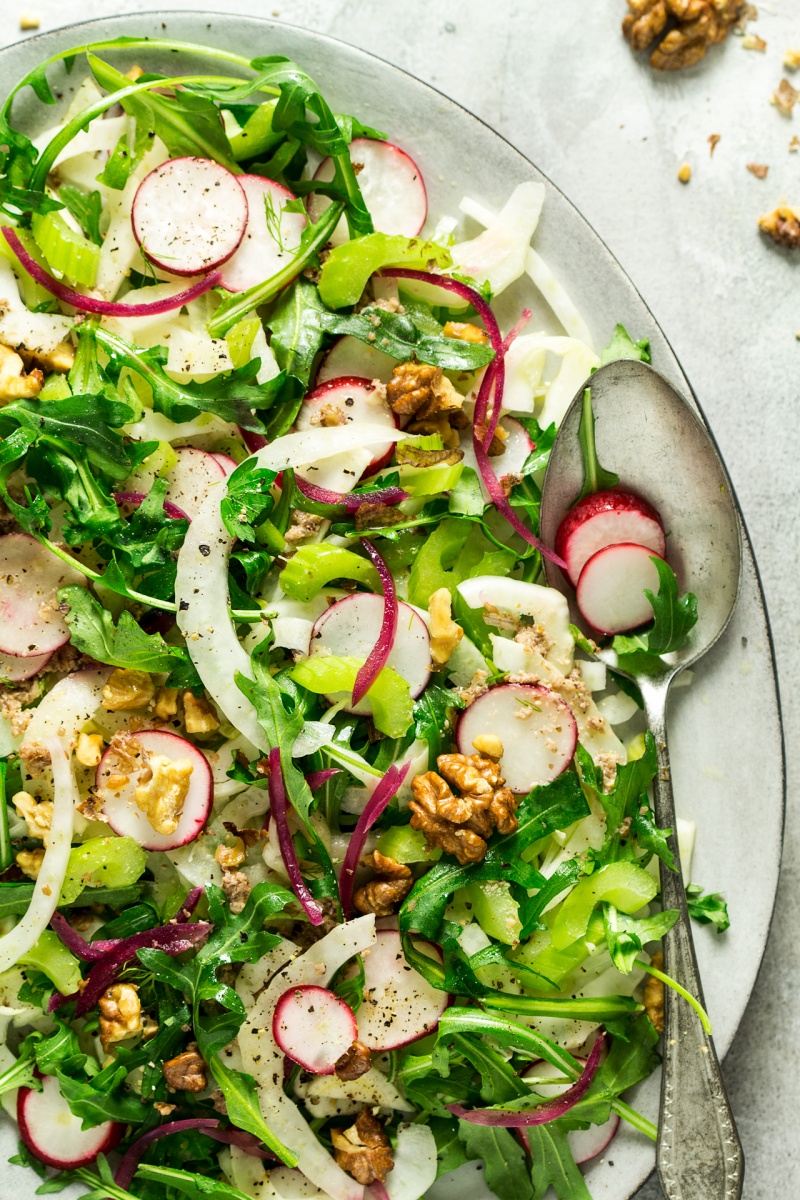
<box><xmin>295</xmin><ymin>475</ymin><xmax>409</xmax><ymax>513</ymax></box>
<box><xmin>48</xmin><ymin>921</ymin><xmax>211</xmax><ymax>1016</ymax></box>
<box><xmin>50</xmin><ymin>912</ymin><xmax>110</xmax><ymax>962</ymax></box>
<box><xmin>239</xmin><ymin>427</ymin><xmax>269</xmax><ymax>454</ymax></box>
<box><xmin>113</xmin><ymin>492</ymin><xmax>190</xmax><ymax>522</ymax></box>
<box><xmin>115</xmin><ymin>1118</ymin><xmax>273</xmax><ymax>1190</ymax></box>
<box><xmin>351</xmin><ymin>539</ymin><xmax>398</xmax><ymax>708</ymax></box>
<box><xmin>305</xmin><ymin>768</ymin><xmax>341</xmax><ymax>793</ymax></box>
<box><xmin>448</xmin><ymin>1033</ymin><xmax>604</xmax><ymax>1127</ymax></box>
<box><xmin>483</xmin><ymin>308</ymin><xmax>532</xmax><ymax>446</ymax></box>
<box><xmin>176</xmin><ymin>886</ymin><xmax>204</xmax><ymax>921</ymax></box>
<box><xmin>266</xmin><ymin>747</ymin><xmax>325</xmax><ymax>927</ymax></box>
<box><xmin>339</xmin><ymin>761</ymin><xmax>410</xmax><ymax>918</ymax></box>
<box><xmin>2</xmin><ymin>227</ymin><xmax>221</xmax><ymax>317</ymax></box>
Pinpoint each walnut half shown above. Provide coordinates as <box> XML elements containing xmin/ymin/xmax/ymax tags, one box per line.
<box><xmin>331</xmin><ymin>1107</ymin><xmax>394</xmax><ymax>1185</ymax></box>
<box><xmin>409</xmin><ymin>753</ymin><xmax>519</xmax><ymax>864</ymax></box>
<box><xmin>353</xmin><ymin>850</ymin><xmax>413</xmax><ymax>916</ymax></box>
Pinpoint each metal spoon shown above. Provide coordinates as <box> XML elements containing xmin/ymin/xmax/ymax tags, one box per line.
<box><xmin>539</xmin><ymin>358</ymin><xmax>744</xmax><ymax>1200</ymax></box>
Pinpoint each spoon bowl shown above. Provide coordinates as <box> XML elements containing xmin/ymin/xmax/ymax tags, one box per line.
<box><xmin>540</xmin><ymin>357</ymin><xmax>745</xmax><ymax>1200</ymax></box>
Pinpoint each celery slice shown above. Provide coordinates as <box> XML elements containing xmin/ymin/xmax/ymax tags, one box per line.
<box><xmin>290</xmin><ymin>655</ymin><xmax>413</xmax><ymax>739</ymax></box>
<box><xmin>60</xmin><ymin>835</ymin><xmax>147</xmax><ymax>905</ymax></box>
<box><xmin>32</xmin><ymin>210</ymin><xmax>101</xmax><ymax>288</ymax></box>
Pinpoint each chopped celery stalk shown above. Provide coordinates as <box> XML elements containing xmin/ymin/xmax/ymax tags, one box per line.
<box><xmin>230</xmin><ymin>100</ymin><xmax>281</xmax><ymax>161</ymax></box>
<box><xmin>627</xmin><ymin>732</ymin><xmax>647</xmax><ymax>761</ymax></box>
<box><xmin>376</xmin><ymin>824</ymin><xmax>441</xmax><ymax>864</ymax></box>
<box><xmin>466</xmin><ymin>880</ymin><xmax>521</xmax><ymax>945</ymax></box>
<box><xmin>318</xmin><ymin>233</ymin><xmax>452</xmax><ymax>309</ymax></box>
<box><xmin>60</xmin><ymin>836</ymin><xmax>147</xmax><ymax>905</ymax></box>
<box><xmin>38</xmin><ymin>374</ymin><xmax>72</xmax><ymax>400</ymax></box>
<box><xmin>400</xmin><ymin>461</ymin><xmax>464</xmax><ymax>498</ymax></box>
<box><xmin>140</xmin><ymin>440</ymin><xmax>178</xmax><ymax>479</ymax></box>
<box><xmin>0</xmin><ymin>224</ymin><xmax>55</xmax><ymax>309</ymax></box>
<box><xmin>17</xmin><ymin>930</ymin><xmax>82</xmax><ymax>995</ymax></box>
<box><xmin>510</xmin><ymin>913</ymin><xmax>606</xmax><ymax>992</ymax></box>
<box><xmin>279</xmin><ymin>544</ymin><xmax>379</xmax><ymax>602</ymax></box>
<box><xmin>290</xmin><ymin>655</ymin><xmax>413</xmax><ymax>739</ymax></box>
<box><xmin>32</xmin><ymin>211</ymin><xmax>100</xmax><ymax>288</ymax></box>
<box><xmin>0</xmin><ymin>761</ymin><xmax>11</xmax><ymax>871</ymax></box>
<box><xmin>225</xmin><ymin>314</ymin><xmax>261</xmax><ymax>369</ymax></box>
<box><xmin>550</xmin><ymin>862</ymin><xmax>657</xmax><ymax>950</ymax></box>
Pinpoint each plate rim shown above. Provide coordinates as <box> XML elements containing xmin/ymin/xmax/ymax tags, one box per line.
<box><xmin>0</xmin><ymin>10</ymin><xmax>787</xmax><ymax>1197</ymax></box>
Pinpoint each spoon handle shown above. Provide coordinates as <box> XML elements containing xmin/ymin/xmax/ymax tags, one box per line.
<box><xmin>638</xmin><ymin>678</ymin><xmax>744</xmax><ymax>1200</ymax></box>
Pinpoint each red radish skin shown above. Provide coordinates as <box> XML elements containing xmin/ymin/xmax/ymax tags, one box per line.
<box><xmin>0</xmin><ymin>532</ymin><xmax>85</xmax><ymax>658</ymax></box>
<box><xmin>576</xmin><ymin>543</ymin><xmax>664</xmax><ymax>636</ymax></box>
<box><xmin>164</xmin><ymin>447</ymin><xmax>227</xmax><ymax>520</ymax></box>
<box><xmin>218</xmin><ymin>176</ymin><xmax>306</xmax><ymax>292</ymax></box>
<box><xmin>456</xmin><ymin>683</ymin><xmax>577</xmax><ymax>794</ymax></box>
<box><xmin>317</xmin><ymin>336</ymin><xmax>397</xmax><ymax>386</ymax></box>
<box><xmin>132</xmin><ymin>157</ymin><xmax>248</xmax><ymax>276</ymax></box>
<box><xmin>355</xmin><ymin>929</ymin><xmax>450</xmax><ymax>1052</ymax></box>
<box><xmin>210</xmin><ymin>452</ymin><xmax>238</xmax><ymax>476</ymax></box>
<box><xmin>0</xmin><ymin>649</ymin><xmax>52</xmax><ymax>681</ymax></box>
<box><xmin>96</xmin><ymin>730</ymin><xmax>213</xmax><ymax>851</ymax></box>
<box><xmin>18</xmin><ymin>1073</ymin><xmax>123</xmax><ymax>1169</ymax></box>
<box><xmin>309</xmin><ymin>594</ymin><xmax>431</xmax><ymax>713</ymax></box>
<box><xmin>295</xmin><ymin>377</ymin><xmax>399</xmax><ymax>478</ymax></box>
<box><xmin>272</xmin><ymin>985</ymin><xmax>358</xmax><ymax>1074</ymax></box>
<box><xmin>555</xmin><ymin>489</ymin><xmax>666</xmax><ymax>587</ymax></box>
<box><xmin>308</xmin><ymin>138</ymin><xmax>427</xmax><ymax>248</ymax></box>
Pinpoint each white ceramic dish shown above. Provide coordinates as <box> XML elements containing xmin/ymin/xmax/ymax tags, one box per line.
<box><xmin>0</xmin><ymin>13</ymin><xmax>785</xmax><ymax>1199</ymax></box>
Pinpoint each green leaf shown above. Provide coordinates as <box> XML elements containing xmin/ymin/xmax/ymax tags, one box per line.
<box><xmin>0</xmin><ymin>394</ymin><xmax>134</xmax><ymax>480</ymax></box>
<box><xmin>600</xmin><ymin>323</ymin><xmax>651</xmax><ymax>366</ymax></box>
<box><xmin>319</xmin><ymin>305</ymin><xmax>495</xmax><ymax>370</ymax></box>
<box><xmin>686</xmin><ymin>883</ymin><xmax>730</xmax><ymax>933</ymax></box>
<box><xmin>560</xmin><ymin>1013</ymin><xmax>660</xmax><ymax>1130</ymax></box>
<box><xmin>458</xmin><ymin>1122</ymin><xmax>533</xmax><ymax>1200</ymax></box>
<box><xmin>631</xmin><ymin>801</ymin><xmax>676</xmax><ymax>871</ymax></box>
<box><xmin>266</xmin><ymin>274</ymin><xmax>329</xmax><ymax>392</ymax></box>
<box><xmin>208</xmin><ymin>1056</ymin><xmax>297</xmax><ymax>1168</ymax></box>
<box><xmin>575</xmin><ymin>385</ymin><xmax>618</xmax><ymax>503</ymax></box>
<box><xmin>55</xmin><ymin>1068</ymin><xmax>148</xmax><ymax>1127</ymax></box>
<box><xmin>644</xmin><ymin>557</ymin><xmax>698</xmax><ymax>654</ymax></box>
<box><xmin>449</xmin><ymin>466</ymin><xmax>487</xmax><ymax>516</ymax></box>
<box><xmin>135</xmin><ymin>1163</ymin><xmax>253</xmax><ymax>1200</ymax></box>
<box><xmin>55</xmin><ymin>185</ymin><xmax>103</xmax><ymax>244</ymax></box>
<box><xmin>430</xmin><ymin>1116</ymin><xmax>470</xmax><ymax>1178</ymax></box>
<box><xmin>413</xmin><ymin>683</ymin><xmax>464</xmax><ymax>762</ymax></box>
<box><xmin>527</xmin><ymin>1126</ymin><xmax>591</xmax><ymax>1200</ymax></box>
<box><xmin>603</xmin><ymin>903</ymin><xmax>679</xmax><ymax>974</ymax></box>
<box><xmin>220</xmin><ymin>457</ymin><xmax>277</xmax><ymax>543</ymax></box>
<box><xmin>57</xmin><ymin>586</ymin><xmax>189</xmax><ymax>673</ymax></box>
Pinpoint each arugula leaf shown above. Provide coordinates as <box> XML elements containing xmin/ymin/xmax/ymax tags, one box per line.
<box><xmin>0</xmin><ymin>394</ymin><xmax>134</xmax><ymax>480</ymax></box>
<box><xmin>603</xmin><ymin>903</ymin><xmax>679</xmax><ymax>974</ymax></box>
<box><xmin>686</xmin><ymin>883</ymin><xmax>730</xmax><ymax>933</ymax></box>
<box><xmin>514</xmin><ymin>416</ymin><xmax>558</xmax><ymax>478</ymax></box>
<box><xmin>430</xmin><ymin>1116</ymin><xmax>470</xmax><ymax>1178</ymax></box>
<box><xmin>413</xmin><ymin>683</ymin><xmax>465</xmax><ymax>761</ymax></box>
<box><xmin>527</xmin><ymin>1126</ymin><xmax>590</xmax><ymax>1200</ymax></box>
<box><xmin>57</xmin><ymin>586</ymin><xmax>193</xmax><ymax>674</ymax></box>
<box><xmin>560</xmin><ymin>1013</ymin><xmax>660</xmax><ymax>1131</ymax></box>
<box><xmin>631</xmin><ymin>799</ymin><xmax>676</xmax><ymax>870</ymax></box>
<box><xmin>209</xmin><ymin>1055</ymin><xmax>298</xmax><ymax>1169</ymax></box>
<box><xmin>57</xmin><ymin>185</ymin><xmax>103</xmax><ymax>244</ymax></box>
<box><xmin>458</xmin><ymin>1123</ymin><xmax>533</xmax><ymax>1200</ymax></box>
<box><xmin>0</xmin><ymin>179</ymin><xmax>62</xmax><ymax>219</ymax></box>
<box><xmin>600</xmin><ymin>323</ymin><xmax>651</xmax><ymax>366</ymax></box>
<box><xmin>401</xmin><ymin>773</ymin><xmax>589</xmax><ymax>937</ymax></box>
<box><xmin>575</xmin><ymin>385</ymin><xmax>618</xmax><ymax>503</ymax></box>
<box><xmin>448</xmin><ymin>1030</ymin><xmax>529</xmax><ymax>1104</ymax></box>
<box><xmin>644</xmin><ymin>557</ymin><xmax>699</xmax><ymax>654</ymax></box>
<box><xmin>319</xmin><ymin>306</ymin><xmax>495</xmax><ymax>370</ymax></box>
<box><xmin>55</xmin><ymin>1068</ymin><xmax>148</xmax><ymax>1127</ymax></box>
<box><xmin>577</xmin><ymin>733</ymin><xmax>658</xmax><ymax>861</ymax></box>
<box><xmin>135</xmin><ymin>1163</ymin><xmax>252</xmax><ymax>1200</ymax></box>
<box><xmin>266</xmin><ymin>274</ymin><xmax>329</xmax><ymax>392</ymax></box>
<box><xmin>220</xmin><ymin>458</ymin><xmax>277</xmax><ymax>543</ymax></box>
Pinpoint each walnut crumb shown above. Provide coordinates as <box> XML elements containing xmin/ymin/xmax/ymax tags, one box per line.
<box><xmin>771</xmin><ymin>78</ymin><xmax>799</xmax><ymax>115</ymax></box>
<box><xmin>644</xmin><ymin>951</ymin><xmax>666</xmax><ymax>1032</ymax></box>
<box><xmin>331</xmin><ymin>1107</ymin><xmax>393</xmax><ymax>1185</ymax></box>
<box><xmin>708</xmin><ymin>133</ymin><xmax>721</xmax><ymax>155</ymax></box>
<box><xmin>742</xmin><ymin>32</ymin><xmax>766</xmax><ymax>50</ymax></box>
<box><xmin>746</xmin><ymin>162</ymin><xmax>769</xmax><ymax>178</ymax></box>
<box><xmin>163</xmin><ymin>1046</ymin><xmax>207</xmax><ymax>1092</ymax></box>
<box><xmin>759</xmin><ymin>204</ymin><xmax>800</xmax><ymax>248</ymax></box>
<box><xmin>334</xmin><ymin>1041</ymin><xmax>372</xmax><ymax>1081</ymax></box>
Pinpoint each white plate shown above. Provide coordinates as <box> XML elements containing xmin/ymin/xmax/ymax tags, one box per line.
<box><xmin>0</xmin><ymin>14</ymin><xmax>784</xmax><ymax>1200</ymax></box>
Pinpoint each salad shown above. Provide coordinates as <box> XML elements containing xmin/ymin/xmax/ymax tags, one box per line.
<box><xmin>0</xmin><ymin>34</ymin><xmax>728</xmax><ymax>1200</ymax></box>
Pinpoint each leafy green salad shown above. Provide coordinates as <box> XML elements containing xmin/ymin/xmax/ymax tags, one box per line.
<box><xmin>0</xmin><ymin>33</ymin><xmax>730</xmax><ymax>1200</ymax></box>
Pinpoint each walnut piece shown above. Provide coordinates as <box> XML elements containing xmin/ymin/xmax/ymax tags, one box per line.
<box><xmin>428</xmin><ymin>587</ymin><xmax>463</xmax><ymax>666</ymax></box>
<box><xmin>163</xmin><ymin>1046</ymin><xmax>207</xmax><ymax>1092</ymax></box>
<box><xmin>395</xmin><ymin>443</ymin><xmax>463</xmax><ymax>468</ymax></box>
<box><xmin>75</xmin><ymin>731</ymin><xmax>104</xmax><ymax>768</ymax></box>
<box><xmin>759</xmin><ymin>204</ymin><xmax>800</xmax><ymax>248</ymax></box>
<box><xmin>183</xmin><ymin>692</ymin><xmax>219</xmax><ymax>734</ymax></box>
<box><xmin>221</xmin><ymin>869</ymin><xmax>252</xmax><ymax>914</ymax></box>
<box><xmin>353</xmin><ymin>849</ymin><xmax>413</xmax><ymax>916</ymax></box>
<box><xmin>386</xmin><ymin>360</ymin><xmax>465</xmax><ymax>426</ymax></box>
<box><xmin>216</xmin><ymin>838</ymin><xmax>246</xmax><ymax>870</ymax></box>
<box><xmin>102</xmin><ymin>669</ymin><xmax>154</xmax><ymax>711</ymax></box>
<box><xmin>134</xmin><ymin>754</ymin><xmax>193</xmax><ymax>836</ymax></box>
<box><xmin>623</xmin><ymin>0</ymin><xmax>744</xmax><ymax>71</ymax></box>
<box><xmin>471</xmin><ymin>733</ymin><xmax>504</xmax><ymax>759</ymax></box>
<box><xmin>19</xmin><ymin>340</ymin><xmax>75</xmax><ymax>374</ymax></box>
<box><xmin>334</xmin><ymin>1040</ymin><xmax>372</xmax><ymax>1081</ymax></box>
<box><xmin>15</xmin><ymin>848</ymin><xmax>44</xmax><ymax>880</ymax></box>
<box><xmin>285</xmin><ymin>509</ymin><xmax>323</xmax><ymax>544</ymax></box>
<box><xmin>353</xmin><ymin>501</ymin><xmax>406</xmax><ymax>532</ymax></box>
<box><xmin>13</xmin><ymin>791</ymin><xmax>53</xmax><ymax>840</ymax></box>
<box><xmin>98</xmin><ymin>983</ymin><xmax>142</xmax><ymax>1048</ymax></box>
<box><xmin>0</xmin><ymin>344</ymin><xmax>43</xmax><ymax>402</ymax></box>
<box><xmin>644</xmin><ymin>951</ymin><xmax>665</xmax><ymax>1032</ymax></box>
<box><xmin>622</xmin><ymin>0</ymin><xmax>668</xmax><ymax>52</ymax></box>
<box><xmin>331</xmin><ymin>1107</ymin><xmax>394</xmax><ymax>1185</ymax></box>
<box><xmin>154</xmin><ymin>686</ymin><xmax>179</xmax><ymax>720</ymax></box>
<box><xmin>409</xmin><ymin>753</ymin><xmax>519</xmax><ymax>864</ymax></box>
<box><xmin>443</xmin><ymin>320</ymin><xmax>489</xmax><ymax>345</ymax></box>
<box><xmin>771</xmin><ymin>78</ymin><xmax>799</xmax><ymax>115</ymax></box>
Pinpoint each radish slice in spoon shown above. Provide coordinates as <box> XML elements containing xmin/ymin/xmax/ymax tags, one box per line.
<box><xmin>0</xmin><ymin>533</ymin><xmax>85</xmax><ymax>658</ymax></box>
<box><xmin>18</xmin><ymin>1073</ymin><xmax>123</xmax><ymax>1169</ymax></box>
<box><xmin>309</xmin><ymin>595</ymin><xmax>431</xmax><ymax>713</ymax></box>
<box><xmin>576</xmin><ymin>543</ymin><xmax>663</xmax><ymax>636</ymax></box>
<box><xmin>218</xmin><ymin>176</ymin><xmax>306</xmax><ymax>292</ymax></box>
<box><xmin>96</xmin><ymin>730</ymin><xmax>213</xmax><ymax>851</ymax></box>
<box><xmin>456</xmin><ymin>683</ymin><xmax>577</xmax><ymax>793</ymax></box>
<box><xmin>295</xmin><ymin>377</ymin><xmax>398</xmax><ymax>479</ymax></box>
<box><xmin>273</xmin><ymin>985</ymin><xmax>358</xmax><ymax>1074</ymax></box>
<box><xmin>132</xmin><ymin>156</ymin><xmax>248</xmax><ymax>276</ymax></box>
<box><xmin>355</xmin><ymin>929</ymin><xmax>449</xmax><ymax>1051</ymax></box>
<box><xmin>164</xmin><ymin>446</ymin><xmax>227</xmax><ymax>520</ymax></box>
<box><xmin>308</xmin><ymin>138</ymin><xmax>427</xmax><ymax>248</ymax></box>
<box><xmin>317</xmin><ymin>336</ymin><xmax>397</xmax><ymax>386</ymax></box>
<box><xmin>555</xmin><ymin>489</ymin><xmax>665</xmax><ymax>587</ymax></box>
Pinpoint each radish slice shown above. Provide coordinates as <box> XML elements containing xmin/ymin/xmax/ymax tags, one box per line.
<box><xmin>0</xmin><ymin>533</ymin><xmax>85</xmax><ymax>658</ymax></box>
<box><xmin>522</xmin><ymin>1059</ymin><xmax>619</xmax><ymax>1163</ymax></box>
<box><xmin>295</xmin><ymin>377</ymin><xmax>398</xmax><ymax>479</ymax></box>
<box><xmin>18</xmin><ymin>1072</ymin><xmax>123</xmax><ymax>1169</ymax></box>
<box><xmin>309</xmin><ymin>595</ymin><xmax>431</xmax><ymax>712</ymax></box>
<box><xmin>96</xmin><ymin>730</ymin><xmax>213</xmax><ymax>851</ymax></box>
<box><xmin>308</xmin><ymin>138</ymin><xmax>427</xmax><ymax>248</ymax></box>
<box><xmin>576</xmin><ymin>543</ymin><xmax>663</xmax><ymax>636</ymax></box>
<box><xmin>164</xmin><ymin>446</ymin><xmax>227</xmax><ymax>520</ymax></box>
<box><xmin>456</xmin><ymin>683</ymin><xmax>577</xmax><ymax>794</ymax></box>
<box><xmin>273</xmin><ymin>985</ymin><xmax>358</xmax><ymax>1075</ymax></box>
<box><xmin>113</xmin><ymin>491</ymin><xmax>189</xmax><ymax>522</ymax></box>
<box><xmin>0</xmin><ymin>649</ymin><xmax>52</xmax><ymax>681</ymax></box>
<box><xmin>555</xmin><ymin>489</ymin><xmax>665</xmax><ymax>587</ymax></box>
<box><xmin>356</xmin><ymin>929</ymin><xmax>449</xmax><ymax>1051</ymax></box>
<box><xmin>132</xmin><ymin>157</ymin><xmax>248</xmax><ymax>276</ymax></box>
<box><xmin>317</xmin><ymin>337</ymin><xmax>397</xmax><ymax>386</ymax></box>
<box><xmin>218</xmin><ymin>176</ymin><xmax>306</xmax><ymax>292</ymax></box>
<box><xmin>210</xmin><ymin>452</ymin><xmax>239</xmax><ymax>477</ymax></box>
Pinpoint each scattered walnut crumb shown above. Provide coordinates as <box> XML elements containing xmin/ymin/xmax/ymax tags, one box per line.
<box><xmin>221</xmin><ymin>869</ymin><xmax>252</xmax><ymax>914</ymax></box>
<box><xmin>771</xmin><ymin>78</ymin><xmax>799</xmax><ymax>116</ymax></box>
<box><xmin>471</xmin><ymin>733</ymin><xmax>504</xmax><ymax>759</ymax></box>
<box><xmin>644</xmin><ymin>951</ymin><xmax>666</xmax><ymax>1032</ymax></box>
<box><xmin>154</xmin><ymin>687</ymin><xmax>179</xmax><ymax>721</ymax></box>
<box><xmin>784</xmin><ymin>49</ymin><xmax>800</xmax><ymax>70</ymax></box>
<box><xmin>19</xmin><ymin>14</ymin><xmax>41</xmax><ymax>31</ymax></box>
<box><xmin>677</xmin><ymin>162</ymin><xmax>692</xmax><ymax>183</ymax></box>
<box><xmin>102</xmin><ymin>669</ymin><xmax>154</xmax><ymax>712</ymax></box>
<box><xmin>15</xmin><ymin>848</ymin><xmax>44</xmax><ymax>880</ymax></box>
<box><xmin>13</xmin><ymin>791</ymin><xmax>53</xmax><ymax>840</ymax></box>
<box><xmin>284</xmin><ymin>509</ymin><xmax>323</xmax><ymax>544</ymax></box>
<box><xmin>790</xmin><ymin>135</ymin><xmax>800</xmax><ymax>153</ymax></box>
<box><xmin>75</xmin><ymin>731</ymin><xmax>104</xmax><ymax>768</ymax></box>
<box><xmin>154</xmin><ymin>1102</ymin><xmax>177</xmax><ymax>1117</ymax></box>
<box><xmin>708</xmin><ymin>133</ymin><xmax>721</xmax><ymax>155</ymax></box>
<box><xmin>742</xmin><ymin>32</ymin><xmax>766</xmax><ymax>50</ymax></box>
<box><xmin>215</xmin><ymin>838</ymin><xmax>246</xmax><ymax>870</ymax></box>
<box><xmin>183</xmin><ymin>692</ymin><xmax>219</xmax><ymax>734</ymax></box>
<box><xmin>442</xmin><ymin>320</ymin><xmax>488</xmax><ymax>345</ymax></box>
<box><xmin>759</xmin><ymin>204</ymin><xmax>800</xmax><ymax>248</ymax></box>
<box><xmin>746</xmin><ymin>162</ymin><xmax>769</xmax><ymax>178</ymax></box>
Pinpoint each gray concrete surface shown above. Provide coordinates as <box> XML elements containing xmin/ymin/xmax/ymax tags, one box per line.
<box><xmin>2</xmin><ymin>1</ymin><xmax>798</xmax><ymax>1196</ymax></box>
